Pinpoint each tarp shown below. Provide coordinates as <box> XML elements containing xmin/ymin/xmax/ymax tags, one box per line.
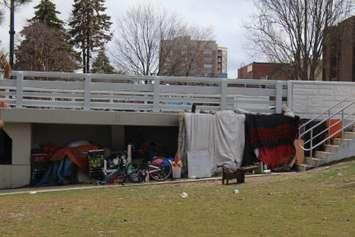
<box><xmin>184</xmin><ymin>111</ymin><xmax>245</xmax><ymax>178</ymax></box>
<box><xmin>184</xmin><ymin>113</ymin><xmax>215</xmax><ymax>178</ymax></box>
<box><xmin>50</xmin><ymin>145</ymin><xmax>101</xmax><ymax>172</ymax></box>
<box><xmin>214</xmin><ymin>111</ymin><xmax>245</xmax><ymax>169</ymax></box>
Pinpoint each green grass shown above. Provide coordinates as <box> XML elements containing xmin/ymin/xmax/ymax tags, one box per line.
<box><xmin>1</xmin><ymin>160</ymin><xmax>355</xmax><ymax>237</ymax></box>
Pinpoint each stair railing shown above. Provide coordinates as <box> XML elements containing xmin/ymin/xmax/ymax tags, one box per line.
<box><xmin>298</xmin><ymin>98</ymin><xmax>350</xmax><ymax>137</ymax></box>
<box><xmin>298</xmin><ymin>100</ymin><xmax>355</xmax><ymax>158</ymax></box>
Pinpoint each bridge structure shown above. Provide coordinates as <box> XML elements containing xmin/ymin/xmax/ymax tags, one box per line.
<box><xmin>1</xmin><ymin>71</ymin><xmax>354</xmax><ymax>188</ymax></box>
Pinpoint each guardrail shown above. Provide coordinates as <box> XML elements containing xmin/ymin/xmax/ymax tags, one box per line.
<box><xmin>0</xmin><ymin>71</ymin><xmax>288</xmax><ymax>113</ymax></box>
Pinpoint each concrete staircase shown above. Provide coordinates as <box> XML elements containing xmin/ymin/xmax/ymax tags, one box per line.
<box><xmin>298</xmin><ymin>124</ymin><xmax>355</xmax><ymax>171</ymax></box>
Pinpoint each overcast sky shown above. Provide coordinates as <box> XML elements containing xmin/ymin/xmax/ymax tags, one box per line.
<box><xmin>0</xmin><ymin>0</ymin><xmax>258</xmax><ymax>77</ymax></box>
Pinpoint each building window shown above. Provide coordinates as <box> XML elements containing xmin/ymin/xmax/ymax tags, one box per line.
<box><xmin>204</xmin><ymin>64</ymin><xmax>213</xmax><ymax>69</ymax></box>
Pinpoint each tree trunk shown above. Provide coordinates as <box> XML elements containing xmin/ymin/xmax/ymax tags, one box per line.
<box><xmin>86</xmin><ymin>46</ymin><xmax>90</xmax><ymax>73</ymax></box>
<box><xmin>82</xmin><ymin>48</ymin><xmax>86</xmax><ymax>73</ymax></box>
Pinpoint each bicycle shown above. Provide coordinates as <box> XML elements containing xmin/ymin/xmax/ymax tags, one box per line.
<box><xmin>144</xmin><ymin>156</ymin><xmax>173</xmax><ymax>181</ymax></box>
<box><xmin>88</xmin><ymin>150</ymin><xmax>173</xmax><ymax>184</ymax></box>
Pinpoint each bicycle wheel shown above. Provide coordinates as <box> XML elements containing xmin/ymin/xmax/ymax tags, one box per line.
<box><xmin>148</xmin><ymin>159</ymin><xmax>172</xmax><ymax>181</ymax></box>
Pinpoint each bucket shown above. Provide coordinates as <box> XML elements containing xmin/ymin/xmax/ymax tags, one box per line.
<box><xmin>172</xmin><ymin>166</ymin><xmax>182</xmax><ymax>179</ymax></box>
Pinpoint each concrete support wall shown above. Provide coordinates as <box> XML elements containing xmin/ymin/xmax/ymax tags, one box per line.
<box><xmin>1</xmin><ymin>123</ymin><xmax>31</xmax><ymax>188</ymax></box>
<box><xmin>4</xmin><ymin>123</ymin><xmax>31</xmax><ymax>165</ymax></box>
<box><xmin>0</xmin><ymin>165</ymin><xmax>31</xmax><ymax>189</ymax></box>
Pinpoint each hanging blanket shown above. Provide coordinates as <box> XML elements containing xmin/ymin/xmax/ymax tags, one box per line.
<box><xmin>246</xmin><ymin>114</ymin><xmax>299</xmax><ymax>169</ymax></box>
<box><xmin>184</xmin><ymin>113</ymin><xmax>215</xmax><ymax>178</ymax></box>
<box><xmin>214</xmin><ymin>111</ymin><xmax>245</xmax><ymax>168</ymax></box>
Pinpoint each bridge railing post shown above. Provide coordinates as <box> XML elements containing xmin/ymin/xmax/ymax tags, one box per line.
<box><xmin>16</xmin><ymin>71</ymin><xmax>23</xmax><ymax>108</ymax></box>
<box><xmin>84</xmin><ymin>74</ymin><xmax>92</xmax><ymax>111</ymax></box>
<box><xmin>220</xmin><ymin>80</ymin><xmax>227</xmax><ymax>110</ymax></box>
<box><xmin>275</xmin><ymin>81</ymin><xmax>283</xmax><ymax>114</ymax></box>
<box><xmin>153</xmin><ymin>77</ymin><xmax>160</xmax><ymax>112</ymax></box>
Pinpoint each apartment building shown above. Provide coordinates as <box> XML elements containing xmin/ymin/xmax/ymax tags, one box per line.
<box><xmin>323</xmin><ymin>16</ymin><xmax>355</xmax><ymax>82</ymax></box>
<box><xmin>159</xmin><ymin>36</ymin><xmax>228</xmax><ymax>78</ymax></box>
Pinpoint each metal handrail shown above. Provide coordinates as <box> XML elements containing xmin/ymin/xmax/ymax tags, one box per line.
<box><xmin>298</xmin><ymin>98</ymin><xmax>350</xmax><ymax>134</ymax></box>
<box><xmin>299</xmin><ymin>100</ymin><xmax>355</xmax><ymax>157</ymax></box>
<box><xmin>300</xmin><ymin>120</ymin><xmax>355</xmax><ymax>152</ymax></box>
<box><xmin>303</xmin><ymin>119</ymin><xmax>342</xmax><ymax>146</ymax></box>
<box><xmin>299</xmin><ymin>100</ymin><xmax>355</xmax><ymax>139</ymax></box>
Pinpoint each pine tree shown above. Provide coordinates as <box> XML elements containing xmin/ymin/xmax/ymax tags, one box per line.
<box><xmin>29</xmin><ymin>0</ymin><xmax>64</xmax><ymax>29</ymax></box>
<box><xmin>91</xmin><ymin>49</ymin><xmax>115</xmax><ymax>74</ymax></box>
<box><xmin>69</xmin><ymin>0</ymin><xmax>112</xmax><ymax>73</ymax></box>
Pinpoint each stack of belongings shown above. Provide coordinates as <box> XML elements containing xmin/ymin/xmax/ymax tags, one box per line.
<box><xmin>243</xmin><ymin>114</ymin><xmax>299</xmax><ymax>170</ymax></box>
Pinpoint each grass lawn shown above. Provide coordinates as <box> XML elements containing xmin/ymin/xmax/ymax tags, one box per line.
<box><xmin>1</xmin><ymin>160</ymin><xmax>355</xmax><ymax>237</ymax></box>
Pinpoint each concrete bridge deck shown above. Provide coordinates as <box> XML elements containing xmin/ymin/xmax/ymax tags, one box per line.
<box><xmin>0</xmin><ymin>71</ymin><xmax>354</xmax><ymax>189</ymax></box>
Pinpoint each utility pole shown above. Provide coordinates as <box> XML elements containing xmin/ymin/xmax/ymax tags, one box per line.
<box><xmin>9</xmin><ymin>0</ymin><xmax>15</xmax><ymax>67</ymax></box>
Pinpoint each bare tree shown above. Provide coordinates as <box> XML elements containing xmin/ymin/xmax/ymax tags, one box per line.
<box><xmin>110</xmin><ymin>4</ymin><xmax>213</xmax><ymax>76</ymax></box>
<box><xmin>247</xmin><ymin>0</ymin><xmax>352</xmax><ymax>80</ymax></box>
<box><xmin>110</xmin><ymin>4</ymin><xmax>182</xmax><ymax>75</ymax></box>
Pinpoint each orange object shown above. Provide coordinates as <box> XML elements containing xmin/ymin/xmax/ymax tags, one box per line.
<box><xmin>294</xmin><ymin>139</ymin><xmax>305</xmax><ymax>165</ymax></box>
<box><xmin>49</xmin><ymin>144</ymin><xmax>101</xmax><ymax>172</ymax></box>
<box><xmin>327</xmin><ymin>119</ymin><xmax>342</xmax><ymax>139</ymax></box>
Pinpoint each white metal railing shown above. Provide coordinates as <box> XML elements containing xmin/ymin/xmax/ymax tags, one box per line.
<box><xmin>0</xmin><ymin>71</ymin><xmax>288</xmax><ymax>114</ymax></box>
<box><xmin>298</xmin><ymin>98</ymin><xmax>351</xmax><ymax>137</ymax></box>
<box><xmin>299</xmin><ymin>100</ymin><xmax>355</xmax><ymax>158</ymax></box>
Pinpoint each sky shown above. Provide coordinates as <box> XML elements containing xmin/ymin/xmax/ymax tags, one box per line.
<box><xmin>0</xmin><ymin>0</ymin><xmax>258</xmax><ymax>77</ymax></box>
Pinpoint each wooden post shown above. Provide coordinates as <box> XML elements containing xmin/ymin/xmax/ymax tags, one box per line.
<box><xmin>16</xmin><ymin>71</ymin><xmax>23</xmax><ymax>108</ymax></box>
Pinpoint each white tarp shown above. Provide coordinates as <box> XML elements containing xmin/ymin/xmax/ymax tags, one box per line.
<box><xmin>184</xmin><ymin>113</ymin><xmax>214</xmax><ymax>178</ymax></box>
<box><xmin>213</xmin><ymin>111</ymin><xmax>245</xmax><ymax>169</ymax></box>
<box><xmin>184</xmin><ymin>111</ymin><xmax>245</xmax><ymax>178</ymax></box>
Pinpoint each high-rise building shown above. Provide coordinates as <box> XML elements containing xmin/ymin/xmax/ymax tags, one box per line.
<box><xmin>323</xmin><ymin>16</ymin><xmax>355</xmax><ymax>82</ymax></box>
<box><xmin>217</xmin><ymin>47</ymin><xmax>228</xmax><ymax>78</ymax></box>
<box><xmin>159</xmin><ymin>36</ymin><xmax>228</xmax><ymax>78</ymax></box>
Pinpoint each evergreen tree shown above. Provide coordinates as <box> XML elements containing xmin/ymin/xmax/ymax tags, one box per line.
<box><xmin>91</xmin><ymin>49</ymin><xmax>115</xmax><ymax>74</ymax></box>
<box><xmin>69</xmin><ymin>0</ymin><xmax>112</xmax><ymax>73</ymax></box>
<box><xmin>29</xmin><ymin>0</ymin><xmax>63</xmax><ymax>29</ymax></box>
